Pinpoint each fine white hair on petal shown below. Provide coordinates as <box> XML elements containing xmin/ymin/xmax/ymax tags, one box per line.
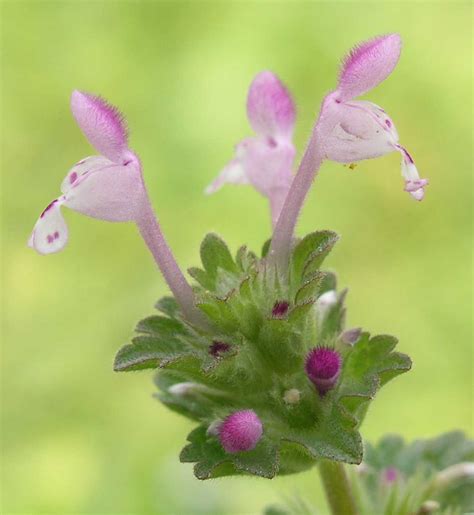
<box><xmin>70</xmin><ymin>90</ymin><xmax>129</xmax><ymax>163</ymax></box>
<box><xmin>337</xmin><ymin>34</ymin><xmax>402</xmax><ymax>101</ymax></box>
<box><xmin>29</xmin><ymin>198</ymin><xmax>69</xmax><ymax>255</ymax></box>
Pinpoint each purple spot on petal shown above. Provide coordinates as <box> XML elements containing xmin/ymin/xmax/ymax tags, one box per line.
<box><xmin>47</xmin><ymin>234</ymin><xmax>54</xmax><ymax>244</ymax></box>
<box><xmin>69</xmin><ymin>171</ymin><xmax>78</xmax><ymax>184</ymax></box>
<box><xmin>267</xmin><ymin>137</ymin><xmax>278</xmax><ymax>148</ymax></box>
<box><xmin>385</xmin><ymin>119</ymin><xmax>392</xmax><ymax>128</ymax></box>
<box><xmin>40</xmin><ymin>199</ymin><xmax>57</xmax><ymax>218</ymax></box>
<box><xmin>54</xmin><ymin>231</ymin><xmax>59</xmax><ymax>239</ymax></box>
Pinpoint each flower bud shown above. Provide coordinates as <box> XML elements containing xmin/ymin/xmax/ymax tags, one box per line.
<box><xmin>272</xmin><ymin>300</ymin><xmax>290</xmax><ymax>318</ymax></box>
<box><xmin>168</xmin><ymin>382</ymin><xmax>199</xmax><ymax>396</ymax></box>
<box><xmin>283</xmin><ymin>388</ymin><xmax>301</xmax><ymax>405</ymax></box>
<box><xmin>219</xmin><ymin>410</ymin><xmax>263</xmax><ymax>454</ymax></box>
<box><xmin>417</xmin><ymin>501</ymin><xmax>440</xmax><ymax>514</ymax></box>
<box><xmin>305</xmin><ymin>347</ymin><xmax>342</xmax><ymax>395</ymax></box>
<box><xmin>209</xmin><ymin>340</ymin><xmax>231</xmax><ymax>357</ymax></box>
<box><xmin>315</xmin><ymin>290</ymin><xmax>337</xmax><ymax>324</ymax></box>
<box><xmin>383</xmin><ymin>466</ymin><xmax>398</xmax><ymax>483</ymax></box>
<box><xmin>340</xmin><ymin>327</ymin><xmax>362</xmax><ymax>345</ymax></box>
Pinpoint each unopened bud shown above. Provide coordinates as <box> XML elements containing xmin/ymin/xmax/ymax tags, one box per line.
<box><xmin>168</xmin><ymin>382</ymin><xmax>198</xmax><ymax>396</ymax></box>
<box><xmin>219</xmin><ymin>410</ymin><xmax>263</xmax><ymax>454</ymax></box>
<box><xmin>206</xmin><ymin>419</ymin><xmax>223</xmax><ymax>436</ymax></box>
<box><xmin>305</xmin><ymin>347</ymin><xmax>342</xmax><ymax>395</ymax></box>
<box><xmin>315</xmin><ymin>290</ymin><xmax>337</xmax><ymax>323</ymax></box>
<box><xmin>272</xmin><ymin>300</ymin><xmax>290</xmax><ymax>318</ymax></box>
<box><xmin>383</xmin><ymin>466</ymin><xmax>398</xmax><ymax>483</ymax></box>
<box><xmin>283</xmin><ymin>388</ymin><xmax>301</xmax><ymax>405</ymax></box>
<box><xmin>209</xmin><ymin>340</ymin><xmax>231</xmax><ymax>357</ymax></box>
<box><xmin>340</xmin><ymin>327</ymin><xmax>362</xmax><ymax>345</ymax></box>
<box><xmin>417</xmin><ymin>500</ymin><xmax>440</xmax><ymax>514</ymax></box>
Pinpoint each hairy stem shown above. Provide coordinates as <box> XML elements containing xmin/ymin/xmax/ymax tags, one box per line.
<box><xmin>319</xmin><ymin>460</ymin><xmax>359</xmax><ymax>515</ymax></box>
<box><xmin>135</xmin><ymin>199</ymin><xmax>205</xmax><ymax>327</ymax></box>
<box><xmin>268</xmin><ymin>93</ymin><xmax>338</xmax><ymax>270</ymax></box>
<box><xmin>268</xmin><ymin>125</ymin><xmax>323</xmax><ymax>268</ymax></box>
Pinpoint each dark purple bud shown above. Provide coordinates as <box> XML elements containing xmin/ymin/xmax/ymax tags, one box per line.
<box><xmin>209</xmin><ymin>340</ymin><xmax>231</xmax><ymax>357</ymax></box>
<box><xmin>219</xmin><ymin>410</ymin><xmax>263</xmax><ymax>454</ymax></box>
<box><xmin>305</xmin><ymin>347</ymin><xmax>342</xmax><ymax>395</ymax></box>
<box><xmin>272</xmin><ymin>300</ymin><xmax>289</xmax><ymax>318</ymax></box>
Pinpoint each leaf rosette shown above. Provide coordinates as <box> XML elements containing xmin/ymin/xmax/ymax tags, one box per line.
<box><xmin>114</xmin><ymin>231</ymin><xmax>411</xmax><ymax>479</ymax></box>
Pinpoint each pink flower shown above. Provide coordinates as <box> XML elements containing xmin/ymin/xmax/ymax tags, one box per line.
<box><xmin>323</xmin><ymin>34</ymin><xmax>428</xmax><ymax>201</ymax></box>
<box><xmin>206</xmin><ymin>71</ymin><xmax>296</xmax><ymax>226</ymax></box>
<box><xmin>28</xmin><ymin>91</ymin><xmax>146</xmax><ymax>254</ymax></box>
<box><xmin>28</xmin><ymin>91</ymin><xmax>203</xmax><ymax>325</ymax></box>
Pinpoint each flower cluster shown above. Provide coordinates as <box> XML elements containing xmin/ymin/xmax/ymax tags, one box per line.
<box><xmin>29</xmin><ymin>34</ymin><xmax>423</xmax><ymax>479</ymax></box>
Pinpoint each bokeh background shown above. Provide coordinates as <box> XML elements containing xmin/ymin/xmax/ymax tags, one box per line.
<box><xmin>2</xmin><ymin>1</ymin><xmax>472</xmax><ymax>514</ymax></box>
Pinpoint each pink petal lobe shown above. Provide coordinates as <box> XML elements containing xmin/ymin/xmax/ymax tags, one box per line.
<box><xmin>29</xmin><ymin>199</ymin><xmax>68</xmax><ymax>255</ymax></box>
<box><xmin>398</xmin><ymin>145</ymin><xmax>428</xmax><ymax>201</ymax></box>
<box><xmin>70</xmin><ymin>91</ymin><xmax>129</xmax><ymax>163</ymax></box>
<box><xmin>63</xmin><ymin>161</ymin><xmax>145</xmax><ymax>222</ymax></box>
<box><xmin>204</xmin><ymin>158</ymin><xmax>249</xmax><ymax>194</ymax></box>
<box><xmin>247</xmin><ymin>71</ymin><xmax>295</xmax><ymax>139</ymax></box>
<box><xmin>337</xmin><ymin>34</ymin><xmax>402</xmax><ymax>101</ymax></box>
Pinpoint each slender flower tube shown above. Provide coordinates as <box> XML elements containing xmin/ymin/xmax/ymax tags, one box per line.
<box><xmin>270</xmin><ymin>34</ymin><xmax>428</xmax><ymax>268</ymax></box>
<box><xmin>206</xmin><ymin>71</ymin><xmax>296</xmax><ymax>227</ymax></box>
<box><xmin>28</xmin><ymin>91</ymin><xmax>202</xmax><ymax>325</ymax></box>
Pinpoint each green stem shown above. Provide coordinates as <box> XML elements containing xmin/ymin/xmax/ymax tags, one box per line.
<box><xmin>319</xmin><ymin>460</ymin><xmax>359</xmax><ymax>515</ymax></box>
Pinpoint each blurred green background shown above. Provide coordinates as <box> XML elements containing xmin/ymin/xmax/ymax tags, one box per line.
<box><xmin>2</xmin><ymin>1</ymin><xmax>472</xmax><ymax>514</ymax></box>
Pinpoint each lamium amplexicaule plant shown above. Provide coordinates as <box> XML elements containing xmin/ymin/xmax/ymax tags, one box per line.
<box><xmin>29</xmin><ymin>35</ymin><xmax>473</xmax><ymax>515</ymax></box>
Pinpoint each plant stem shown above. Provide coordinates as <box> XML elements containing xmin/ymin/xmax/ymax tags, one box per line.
<box><xmin>135</xmin><ymin>199</ymin><xmax>206</xmax><ymax>327</ymax></box>
<box><xmin>319</xmin><ymin>460</ymin><xmax>359</xmax><ymax>515</ymax></box>
<box><xmin>268</xmin><ymin>125</ymin><xmax>322</xmax><ymax>269</ymax></box>
<box><xmin>268</xmin><ymin>93</ymin><xmax>339</xmax><ymax>270</ymax></box>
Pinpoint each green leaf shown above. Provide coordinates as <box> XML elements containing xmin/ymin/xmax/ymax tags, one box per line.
<box><xmin>180</xmin><ymin>425</ymin><xmax>279</xmax><ymax>479</ymax></box>
<box><xmin>154</xmin><ymin>372</ymin><xmax>216</xmax><ymax>421</ymax></box>
<box><xmin>154</xmin><ymin>296</ymin><xmax>180</xmax><ymax>318</ymax></box>
<box><xmin>113</xmin><ymin>335</ymin><xmax>191</xmax><ymax>372</ymax></box>
<box><xmin>291</xmin><ymin>231</ymin><xmax>339</xmax><ymax>285</ymax></box>
<box><xmin>135</xmin><ymin>315</ymin><xmax>185</xmax><ymax>337</ymax></box>
<box><xmin>283</xmin><ymin>402</ymin><xmax>363</xmax><ymax>464</ymax></box>
<box><xmin>200</xmin><ymin>233</ymin><xmax>238</xmax><ymax>281</ymax></box>
<box><xmin>338</xmin><ymin>333</ymin><xmax>411</xmax><ymax>423</ymax></box>
<box><xmin>188</xmin><ymin>267</ymin><xmax>214</xmax><ymax>290</ymax></box>
<box><xmin>261</xmin><ymin>238</ymin><xmax>272</xmax><ymax>258</ymax></box>
<box><xmin>357</xmin><ymin>432</ymin><xmax>474</xmax><ymax>514</ymax></box>
<box><xmin>295</xmin><ymin>272</ymin><xmax>325</xmax><ymax>304</ymax></box>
